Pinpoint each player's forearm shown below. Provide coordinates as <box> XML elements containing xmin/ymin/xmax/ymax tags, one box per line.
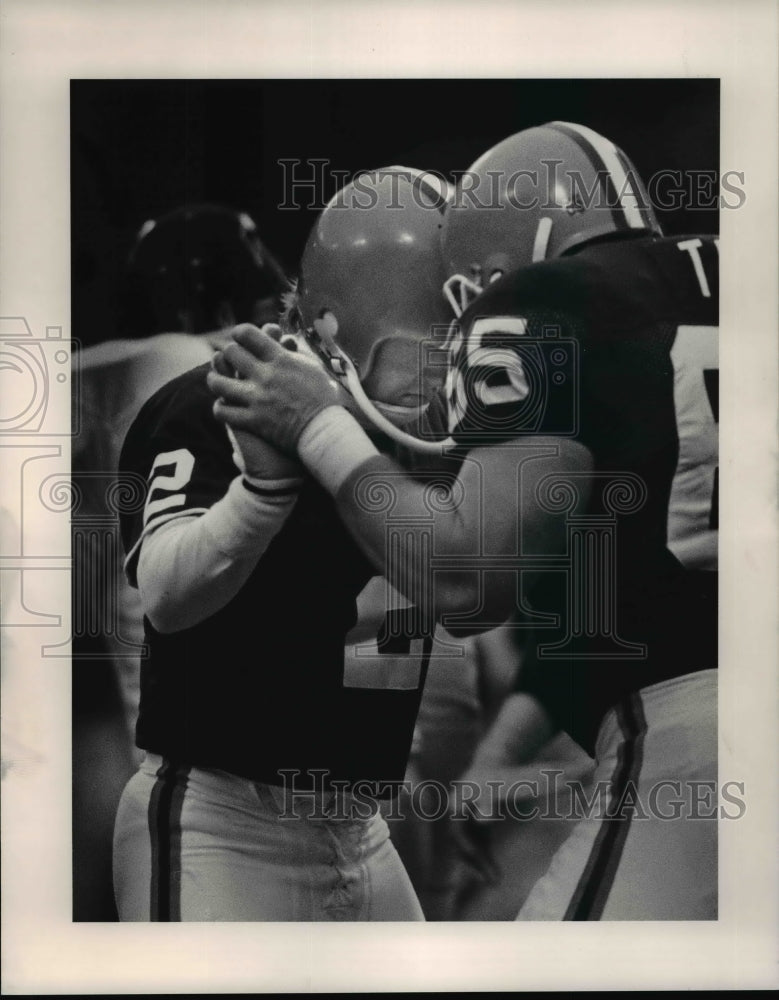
<box><xmin>336</xmin><ymin>455</ymin><xmax>480</xmax><ymax>619</ymax></box>
<box><xmin>298</xmin><ymin>407</ymin><xmax>477</xmax><ymax>617</ymax></box>
<box><xmin>136</xmin><ymin>474</ymin><xmax>299</xmax><ymax>633</ymax></box>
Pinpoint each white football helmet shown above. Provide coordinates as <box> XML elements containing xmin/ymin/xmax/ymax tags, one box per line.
<box><xmin>442</xmin><ymin>122</ymin><xmax>662</xmax><ymax>316</ymax></box>
<box><xmin>296</xmin><ymin>166</ymin><xmax>455</xmax><ymax>453</ymax></box>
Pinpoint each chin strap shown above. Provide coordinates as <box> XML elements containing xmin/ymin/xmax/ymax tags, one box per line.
<box><xmin>340</xmin><ymin>361</ymin><xmax>455</xmax><ymax>454</ymax></box>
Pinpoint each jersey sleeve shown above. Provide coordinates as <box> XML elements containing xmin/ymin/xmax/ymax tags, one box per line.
<box><xmin>118</xmin><ymin>368</ymin><xmax>236</xmax><ymax>585</ymax></box>
<box><xmin>444</xmin><ymin>299</ymin><xmax>581</xmax><ymax>448</ymax></box>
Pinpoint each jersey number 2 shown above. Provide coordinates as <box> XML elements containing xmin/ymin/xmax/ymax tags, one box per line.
<box><xmin>143</xmin><ymin>448</ymin><xmax>195</xmax><ymax>527</ymax></box>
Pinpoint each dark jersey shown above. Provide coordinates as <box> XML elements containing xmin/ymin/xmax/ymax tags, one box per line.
<box><xmin>424</xmin><ymin>234</ymin><xmax>719</xmax><ymax>754</ymax></box>
<box><xmin>119</xmin><ymin>364</ymin><xmax>432</xmax><ymax>794</ymax></box>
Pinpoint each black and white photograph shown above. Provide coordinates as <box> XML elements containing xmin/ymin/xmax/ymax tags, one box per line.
<box><xmin>69</xmin><ymin>76</ymin><xmax>724</xmax><ymax>926</ymax></box>
<box><xmin>1</xmin><ymin>1</ymin><xmax>777</xmax><ymax>994</ymax></box>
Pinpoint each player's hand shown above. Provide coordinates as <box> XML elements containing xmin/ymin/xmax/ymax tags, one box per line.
<box><xmin>207</xmin><ymin>323</ymin><xmax>343</xmax><ymax>456</ymax></box>
<box><xmin>225</xmin><ymin>424</ymin><xmax>303</xmax><ymax>482</ymax></box>
<box><xmin>209</xmin><ymin>325</ymin><xmax>304</xmax><ymax>479</ymax></box>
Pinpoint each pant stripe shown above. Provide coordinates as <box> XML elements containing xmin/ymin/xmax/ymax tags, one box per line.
<box><xmin>147</xmin><ymin>758</ymin><xmax>190</xmax><ymax>921</ymax></box>
<box><xmin>564</xmin><ymin>692</ymin><xmax>647</xmax><ymax>920</ymax></box>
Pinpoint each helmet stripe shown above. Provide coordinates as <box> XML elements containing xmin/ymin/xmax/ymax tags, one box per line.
<box><xmin>383</xmin><ymin>165</ymin><xmax>450</xmax><ymax>214</ymax></box>
<box><xmin>552</xmin><ymin>121</ymin><xmax>647</xmax><ymax>230</ymax></box>
<box><xmin>412</xmin><ymin>172</ymin><xmax>450</xmax><ymax>215</ymax></box>
<box><xmin>548</xmin><ymin>122</ymin><xmax>627</xmax><ymax>230</ymax></box>
<box><xmin>532</xmin><ymin>216</ymin><xmax>554</xmax><ymax>261</ymax></box>
<box><xmin>571</xmin><ymin>123</ymin><xmax>647</xmax><ymax>228</ymax></box>
<box><xmin>614</xmin><ymin>146</ymin><xmax>658</xmax><ymax>231</ymax></box>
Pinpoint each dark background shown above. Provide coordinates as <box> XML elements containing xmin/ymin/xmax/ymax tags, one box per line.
<box><xmin>71</xmin><ymin>78</ymin><xmax>719</xmax><ymax>348</ymax></box>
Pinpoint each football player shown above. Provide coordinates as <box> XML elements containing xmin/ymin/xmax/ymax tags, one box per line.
<box><xmin>113</xmin><ymin>169</ymin><xmax>460</xmax><ymax>921</ymax></box>
<box><xmin>210</xmin><ymin>123</ymin><xmax>719</xmax><ymax>920</ymax></box>
<box><xmin>77</xmin><ymin>204</ymin><xmax>291</xmax><ymax>742</ymax></box>
<box><xmin>75</xmin><ymin>204</ymin><xmax>290</xmax><ymax>919</ymax></box>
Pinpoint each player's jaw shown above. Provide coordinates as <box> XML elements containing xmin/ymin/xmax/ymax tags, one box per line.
<box><xmin>359</xmin><ymin>335</ymin><xmax>444</xmax><ymax>419</ymax></box>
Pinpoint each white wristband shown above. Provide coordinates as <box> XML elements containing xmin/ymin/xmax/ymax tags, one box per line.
<box><xmin>297</xmin><ymin>406</ymin><xmax>380</xmax><ymax>495</ymax></box>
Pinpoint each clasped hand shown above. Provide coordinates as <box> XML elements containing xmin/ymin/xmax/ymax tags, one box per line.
<box><xmin>207</xmin><ymin>324</ymin><xmax>344</xmax><ymax>475</ymax></box>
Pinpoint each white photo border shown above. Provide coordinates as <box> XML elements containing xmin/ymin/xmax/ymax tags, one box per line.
<box><xmin>1</xmin><ymin>0</ymin><xmax>777</xmax><ymax>992</ymax></box>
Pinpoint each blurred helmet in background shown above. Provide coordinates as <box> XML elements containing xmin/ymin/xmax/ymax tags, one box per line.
<box><xmin>121</xmin><ymin>203</ymin><xmax>289</xmax><ymax>336</ymax></box>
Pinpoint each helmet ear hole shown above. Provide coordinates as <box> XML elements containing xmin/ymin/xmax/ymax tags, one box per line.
<box><xmin>313</xmin><ymin>309</ymin><xmax>339</xmax><ymax>342</ymax></box>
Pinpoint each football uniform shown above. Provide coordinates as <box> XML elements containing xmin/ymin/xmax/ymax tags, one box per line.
<box><xmin>75</xmin><ymin>333</ymin><xmax>218</xmax><ymax>747</ymax></box>
<box><xmin>113</xmin><ymin>364</ymin><xmax>431</xmax><ymax>920</ymax></box>
<box><xmin>425</xmin><ymin>233</ymin><xmax>719</xmax><ymax>919</ymax></box>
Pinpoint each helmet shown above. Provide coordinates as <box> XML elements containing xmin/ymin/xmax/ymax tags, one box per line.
<box><xmin>297</xmin><ymin>166</ymin><xmax>455</xmax><ymax>453</ymax></box>
<box><xmin>442</xmin><ymin>121</ymin><xmax>662</xmax><ymax>315</ymax></box>
<box><xmin>121</xmin><ymin>203</ymin><xmax>289</xmax><ymax>336</ymax></box>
